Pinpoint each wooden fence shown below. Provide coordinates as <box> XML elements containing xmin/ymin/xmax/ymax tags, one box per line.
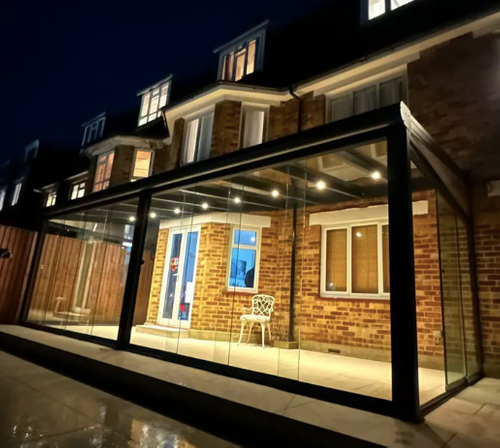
<box><xmin>0</xmin><ymin>225</ymin><xmax>37</xmax><ymax>324</ymax></box>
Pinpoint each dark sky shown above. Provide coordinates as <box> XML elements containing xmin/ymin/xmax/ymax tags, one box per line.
<box><xmin>1</xmin><ymin>0</ymin><xmax>333</xmax><ymax>162</ymax></box>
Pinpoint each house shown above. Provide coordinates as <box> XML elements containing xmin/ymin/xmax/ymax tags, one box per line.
<box><xmin>10</xmin><ymin>0</ymin><xmax>500</xmax><ymax>423</ymax></box>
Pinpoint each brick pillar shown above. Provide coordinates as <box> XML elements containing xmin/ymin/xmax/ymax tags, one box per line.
<box><xmin>109</xmin><ymin>145</ymin><xmax>135</xmax><ymax>187</ymax></box>
<box><xmin>301</xmin><ymin>92</ymin><xmax>326</xmax><ymax>131</ymax></box>
<box><xmin>145</xmin><ymin>229</ymin><xmax>169</xmax><ymax>324</ymax></box>
<box><xmin>268</xmin><ymin>98</ymin><xmax>299</xmax><ymax>141</ymax></box>
<box><xmin>167</xmin><ymin>119</ymin><xmax>185</xmax><ymax>170</ymax></box>
<box><xmin>152</xmin><ymin>144</ymin><xmax>170</xmax><ymax>175</ymax></box>
<box><xmin>211</xmin><ymin>100</ymin><xmax>242</xmax><ymax>158</ymax></box>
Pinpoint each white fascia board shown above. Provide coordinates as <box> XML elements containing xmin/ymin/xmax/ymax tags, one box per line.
<box><xmin>84</xmin><ymin>135</ymin><xmax>163</xmax><ymax>157</ymax></box>
<box><xmin>296</xmin><ymin>11</ymin><xmax>500</xmax><ymax>97</ymax></box>
<box><xmin>160</xmin><ymin>212</ymin><xmax>271</xmax><ymax>230</ymax></box>
<box><xmin>309</xmin><ymin>201</ymin><xmax>428</xmax><ymax>226</ymax></box>
<box><xmin>164</xmin><ymin>84</ymin><xmax>291</xmax><ymax>134</ymax></box>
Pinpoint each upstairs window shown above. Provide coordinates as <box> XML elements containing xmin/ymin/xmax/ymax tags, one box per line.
<box><xmin>182</xmin><ymin>112</ymin><xmax>214</xmax><ymax>165</ymax></box>
<box><xmin>241</xmin><ymin>106</ymin><xmax>267</xmax><ymax>149</ymax></box>
<box><xmin>0</xmin><ymin>190</ymin><xmax>5</xmax><ymax>211</ymax></box>
<box><xmin>131</xmin><ymin>149</ymin><xmax>154</xmax><ymax>181</ymax></box>
<box><xmin>82</xmin><ymin>114</ymin><xmax>105</xmax><ymax>147</ymax></box>
<box><xmin>11</xmin><ymin>182</ymin><xmax>22</xmax><ymax>206</ymax></box>
<box><xmin>328</xmin><ymin>76</ymin><xmax>404</xmax><ymax>123</ymax></box>
<box><xmin>221</xmin><ymin>40</ymin><xmax>257</xmax><ymax>82</ymax></box>
<box><xmin>367</xmin><ymin>0</ymin><xmax>415</xmax><ymax>20</ymax></box>
<box><xmin>45</xmin><ymin>191</ymin><xmax>57</xmax><ymax>207</ymax></box>
<box><xmin>70</xmin><ymin>180</ymin><xmax>86</xmax><ymax>200</ymax></box>
<box><xmin>93</xmin><ymin>151</ymin><xmax>114</xmax><ymax>192</ymax></box>
<box><xmin>138</xmin><ymin>80</ymin><xmax>170</xmax><ymax>126</ymax></box>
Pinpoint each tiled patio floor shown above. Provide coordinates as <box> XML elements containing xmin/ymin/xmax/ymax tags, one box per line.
<box><xmin>54</xmin><ymin>324</ymin><xmax>445</xmax><ymax>404</ymax></box>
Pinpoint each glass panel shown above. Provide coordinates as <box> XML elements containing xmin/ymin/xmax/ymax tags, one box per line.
<box><xmin>229</xmin><ymin>248</ymin><xmax>256</xmax><ymax>288</ymax></box>
<box><xmin>26</xmin><ymin>199</ymin><xmax>139</xmax><ymax>341</ymax></box>
<box><xmin>140</xmin><ymin>93</ymin><xmax>150</xmax><ymax>118</ymax></box>
<box><xmin>182</xmin><ymin>119</ymin><xmax>199</xmax><ymax>165</ymax></box>
<box><xmin>179</xmin><ymin>231</ymin><xmax>199</xmax><ymax>322</ymax></box>
<box><xmin>226</xmin><ymin>52</ymin><xmax>234</xmax><ymax>81</ymax></box>
<box><xmin>247</xmin><ymin>40</ymin><xmax>256</xmax><ymax>75</ymax></box>
<box><xmin>382</xmin><ymin>224</ymin><xmax>390</xmax><ymax>293</ymax></box>
<box><xmin>380</xmin><ymin>77</ymin><xmax>404</xmax><ymax>107</ymax></box>
<box><xmin>369</xmin><ymin>0</ymin><xmax>386</xmax><ymax>19</ymax></box>
<box><xmin>391</xmin><ymin>0</ymin><xmax>415</xmax><ymax>10</ymax></box>
<box><xmin>163</xmin><ymin>233</ymin><xmax>183</xmax><ymax>320</ymax></box>
<box><xmin>235</xmin><ymin>49</ymin><xmax>246</xmax><ymax>81</ymax></box>
<box><xmin>353</xmin><ymin>85</ymin><xmax>378</xmax><ymax>115</ymax></box>
<box><xmin>351</xmin><ymin>225</ymin><xmax>378</xmax><ymax>294</ymax></box>
<box><xmin>149</xmin><ymin>95</ymin><xmax>159</xmax><ymax>117</ymax></box>
<box><xmin>234</xmin><ymin>229</ymin><xmax>257</xmax><ymax>246</ymax></box>
<box><xmin>329</xmin><ymin>95</ymin><xmax>352</xmax><ymax>123</ymax></box>
<box><xmin>325</xmin><ymin>229</ymin><xmax>347</xmax><ymax>292</ymax></box>
<box><xmin>133</xmin><ymin>150</ymin><xmax>152</xmax><ymax>179</ymax></box>
<box><xmin>159</xmin><ymin>84</ymin><xmax>169</xmax><ymax>108</ymax></box>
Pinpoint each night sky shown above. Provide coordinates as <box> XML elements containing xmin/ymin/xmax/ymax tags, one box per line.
<box><xmin>1</xmin><ymin>0</ymin><xmax>333</xmax><ymax>162</ymax></box>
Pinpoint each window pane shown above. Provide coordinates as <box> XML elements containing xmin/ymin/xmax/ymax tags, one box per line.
<box><xmin>197</xmin><ymin>114</ymin><xmax>214</xmax><ymax>161</ymax></box>
<box><xmin>105</xmin><ymin>153</ymin><xmax>114</xmax><ymax>179</ymax></box>
<box><xmin>235</xmin><ymin>49</ymin><xmax>246</xmax><ymax>81</ymax></box>
<box><xmin>354</xmin><ymin>85</ymin><xmax>378</xmax><ymax>115</ymax></box>
<box><xmin>133</xmin><ymin>150</ymin><xmax>152</xmax><ymax>179</ymax></box>
<box><xmin>352</xmin><ymin>225</ymin><xmax>378</xmax><ymax>294</ymax></box>
<box><xmin>234</xmin><ymin>230</ymin><xmax>257</xmax><ymax>246</ymax></box>
<box><xmin>183</xmin><ymin>119</ymin><xmax>199</xmax><ymax>164</ymax></box>
<box><xmin>247</xmin><ymin>40</ymin><xmax>256</xmax><ymax>75</ymax></box>
<box><xmin>149</xmin><ymin>95</ymin><xmax>159</xmax><ymax>116</ymax></box>
<box><xmin>369</xmin><ymin>0</ymin><xmax>386</xmax><ymax>19</ymax></box>
<box><xmin>380</xmin><ymin>77</ymin><xmax>404</xmax><ymax>107</ymax></box>
<box><xmin>330</xmin><ymin>95</ymin><xmax>352</xmax><ymax>122</ymax></box>
<box><xmin>391</xmin><ymin>0</ymin><xmax>414</xmax><ymax>10</ymax></box>
<box><xmin>140</xmin><ymin>93</ymin><xmax>150</xmax><ymax>118</ymax></box>
<box><xmin>226</xmin><ymin>52</ymin><xmax>235</xmax><ymax>81</ymax></box>
<box><xmin>325</xmin><ymin>229</ymin><xmax>347</xmax><ymax>292</ymax></box>
<box><xmin>159</xmin><ymin>84</ymin><xmax>169</xmax><ymax>108</ymax></box>
<box><xmin>242</xmin><ymin>108</ymin><xmax>265</xmax><ymax>148</ymax></box>
<box><xmin>382</xmin><ymin>225</ymin><xmax>390</xmax><ymax>293</ymax></box>
<box><xmin>229</xmin><ymin>248</ymin><xmax>256</xmax><ymax>288</ymax></box>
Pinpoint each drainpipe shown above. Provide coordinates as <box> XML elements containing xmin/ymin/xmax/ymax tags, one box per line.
<box><xmin>287</xmin><ymin>86</ymin><xmax>302</xmax><ymax>343</ymax></box>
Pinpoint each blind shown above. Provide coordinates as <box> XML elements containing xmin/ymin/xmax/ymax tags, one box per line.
<box><xmin>382</xmin><ymin>224</ymin><xmax>390</xmax><ymax>293</ymax></box>
<box><xmin>243</xmin><ymin>108</ymin><xmax>265</xmax><ymax>148</ymax></box>
<box><xmin>330</xmin><ymin>95</ymin><xmax>352</xmax><ymax>123</ymax></box>
<box><xmin>325</xmin><ymin>229</ymin><xmax>347</xmax><ymax>292</ymax></box>
<box><xmin>380</xmin><ymin>77</ymin><xmax>403</xmax><ymax>107</ymax></box>
<box><xmin>352</xmin><ymin>225</ymin><xmax>378</xmax><ymax>294</ymax></box>
<box><xmin>182</xmin><ymin>118</ymin><xmax>199</xmax><ymax>165</ymax></box>
<box><xmin>353</xmin><ymin>85</ymin><xmax>378</xmax><ymax>115</ymax></box>
<box><xmin>197</xmin><ymin>113</ymin><xmax>214</xmax><ymax>161</ymax></box>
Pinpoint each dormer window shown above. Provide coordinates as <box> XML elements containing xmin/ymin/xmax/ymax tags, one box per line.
<box><xmin>216</xmin><ymin>21</ymin><xmax>267</xmax><ymax>82</ymax></box>
<box><xmin>0</xmin><ymin>189</ymin><xmax>5</xmax><ymax>211</ymax></box>
<box><xmin>367</xmin><ymin>0</ymin><xmax>415</xmax><ymax>20</ymax></box>
<box><xmin>82</xmin><ymin>113</ymin><xmax>105</xmax><ymax>147</ymax></box>
<box><xmin>93</xmin><ymin>151</ymin><xmax>114</xmax><ymax>192</ymax></box>
<box><xmin>11</xmin><ymin>182</ymin><xmax>22</xmax><ymax>206</ymax></box>
<box><xmin>138</xmin><ymin>77</ymin><xmax>171</xmax><ymax>126</ymax></box>
<box><xmin>45</xmin><ymin>191</ymin><xmax>57</xmax><ymax>207</ymax></box>
<box><xmin>24</xmin><ymin>140</ymin><xmax>39</xmax><ymax>161</ymax></box>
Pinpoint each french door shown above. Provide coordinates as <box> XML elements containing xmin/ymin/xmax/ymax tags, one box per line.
<box><xmin>158</xmin><ymin>227</ymin><xmax>200</xmax><ymax>328</ymax></box>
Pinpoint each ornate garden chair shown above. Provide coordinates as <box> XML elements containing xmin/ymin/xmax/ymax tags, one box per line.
<box><xmin>237</xmin><ymin>294</ymin><xmax>275</xmax><ymax>348</ymax></box>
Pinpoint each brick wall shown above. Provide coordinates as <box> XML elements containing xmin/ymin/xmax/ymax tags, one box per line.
<box><xmin>152</xmin><ymin>144</ymin><xmax>170</xmax><ymax>176</ymax></box>
<box><xmin>211</xmin><ymin>101</ymin><xmax>242</xmax><ymax>158</ymax></box>
<box><xmin>110</xmin><ymin>145</ymin><xmax>135</xmax><ymax>187</ymax></box>
<box><xmin>167</xmin><ymin>119</ymin><xmax>185</xmax><ymax>171</ymax></box>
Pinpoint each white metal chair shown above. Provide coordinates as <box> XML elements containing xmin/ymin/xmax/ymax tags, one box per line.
<box><xmin>237</xmin><ymin>295</ymin><xmax>275</xmax><ymax>348</ymax></box>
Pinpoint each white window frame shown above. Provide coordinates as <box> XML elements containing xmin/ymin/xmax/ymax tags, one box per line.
<box><xmin>11</xmin><ymin>182</ymin><xmax>22</xmax><ymax>206</ymax></box>
<box><xmin>181</xmin><ymin>110</ymin><xmax>215</xmax><ymax>166</ymax></box>
<box><xmin>364</xmin><ymin>0</ymin><xmax>416</xmax><ymax>21</ymax></box>
<box><xmin>45</xmin><ymin>191</ymin><xmax>57</xmax><ymax>207</ymax></box>
<box><xmin>70</xmin><ymin>180</ymin><xmax>87</xmax><ymax>200</ymax></box>
<box><xmin>326</xmin><ymin>73</ymin><xmax>406</xmax><ymax>124</ymax></box>
<box><xmin>0</xmin><ymin>189</ymin><xmax>6</xmax><ymax>211</ymax></box>
<box><xmin>131</xmin><ymin>149</ymin><xmax>154</xmax><ymax>181</ymax></box>
<box><xmin>93</xmin><ymin>150</ymin><xmax>114</xmax><ymax>192</ymax></box>
<box><xmin>227</xmin><ymin>226</ymin><xmax>261</xmax><ymax>294</ymax></box>
<box><xmin>138</xmin><ymin>81</ymin><xmax>170</xmax><ymax>126</ymax></box>
<box><xmin>240</xmin><ymin>105</ymin><xmax>269</xmax><ymax>149</ymax></box>
<box><xmin>321</xmin><ymin>220</ymin><xmax>389</xmax><ymax>300</ymax></box>
<box><xmin>82</xmin><ymin>117</ymin><xmax>105</xmax><ymax>147</ymax></box>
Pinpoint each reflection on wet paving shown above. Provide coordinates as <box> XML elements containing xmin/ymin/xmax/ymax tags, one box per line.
<box><xmin>0</xmin><ymin>350</ymin><xmax>237</xmax><ymax>447</ymax></box>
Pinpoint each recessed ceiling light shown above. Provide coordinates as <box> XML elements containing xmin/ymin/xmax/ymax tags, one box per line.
<box><xmin>174</xmin><ymin>207</ymin><xmax>181</xmax><ymax>214</ymax></box>
<box><xmin>202</xmin><ymin>202</ymin><xmax>209</xmax><ymax>210</ymax></box>
<box><xmin>316</xmin><ymin>180</ymin><xmax>326</xmax><ymax>191</ymax></box>
<box><xmin>271</xmin><ymin>189</ymin><xmax>279</xmax><ymax>198</ymax></box>
<box><xmin>149</xmin><ymin>212</ymin><xmax>157</xmax><ymax>219</ymax></box>
<box><xmin>371</xmin><ymin>171</ymin><xmax>381</xmax><ymax>180</ymax></box>
<box><xmin>129</xmin><ymin>216</ymin><xmax>136</xmax><ymax>222</ymax></box>
<box><xmin>234</xmin><ymin>197</ymin><xmax>241</xmax><ymax>204</ymax></box>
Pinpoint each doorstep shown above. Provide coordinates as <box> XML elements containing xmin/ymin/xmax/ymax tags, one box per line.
<box><xmin>0</xmin><ymin>325</ymin><xmax>459</xmax><ymax>447</ymax></box>
<box><xmin>135</xmin><ymin>324</ymin><xmax>189</xmax><ymax>338</ymax></box>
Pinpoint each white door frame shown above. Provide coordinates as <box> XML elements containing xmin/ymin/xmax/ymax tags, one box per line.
<box><xmin>157</xmin><ymin>226</ymin><xmax>201</xmax><ymax>328</ymax></box>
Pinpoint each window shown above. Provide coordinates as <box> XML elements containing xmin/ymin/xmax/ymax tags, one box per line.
<box><xmin>228</xmin><ymin>228</ymin><xmax>260</xmax><ymax>291</ymax></box>
<box><xmin>328</xmin><ymin>77</ymin><xmax>404</xmax><ymax>123</ymax></box>
<box><xmin>367</xmin><ymin>0</ymin><xmax>415</xmax><ymax>20</ymax></box>
<box><xmin>93</xmin><ymin>151</ymin><xmax>114</xmax><ymax>192</ymax></box>
<box><xmin>11</xmin><ymin>182</ymin><xmax>22</xmax><ymax>206</ymax></box>
<box><xmin>82</xmin><ymin>116</ymin><xmax>105</xmax><ymax>147</ymax></box>
<box><xmin>0</xmin><ymin>190</ymin><xmax>5</xmax><ymax>211</ymax></box>
<box><xmin>70</xmin><ymin>181</ymin><xmax>86</xmax><ymax>200</ymax></box>
<box><xmin>241</xmin><ymin>106</ymin><xmax>267</xmax><ymax>149</ymax></box>
<box><xmin>182</xmin><ymin>112</ymin><xmax>214</xmax><ymax>165</ymax></box>
<box><xmin>132</xmin><ymin>150</ymin><xmax>153</xmax><ymax>181</ymax></box>
<box><xmin>322</xmin><ymin>222</ymin><xmax>389</xmax><ymax>297</ymax></box>
<box><xmin>45</xmin><ymin>191</ymin><xmax>57</xmax><ymax>207</ymax></box>
<box><xmin>221</xmin><ymin>39</ymin><xmax>258</xmax><ymax>82</ymax></box>
<box><xmin>138</xmin><ymin>81</ymin><xmax>170</xmax><ymax>126</ymax></box>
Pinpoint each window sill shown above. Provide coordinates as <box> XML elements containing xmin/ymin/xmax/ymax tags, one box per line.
<box><xmin>225</xmin><ymin>288</ymin><xmax>258</xmax><ymax>296</ymax></box>
<box><xmin>320</xmin><ymin>292</ymin><xmax>390</xmax><ymax>301</ymax></box>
